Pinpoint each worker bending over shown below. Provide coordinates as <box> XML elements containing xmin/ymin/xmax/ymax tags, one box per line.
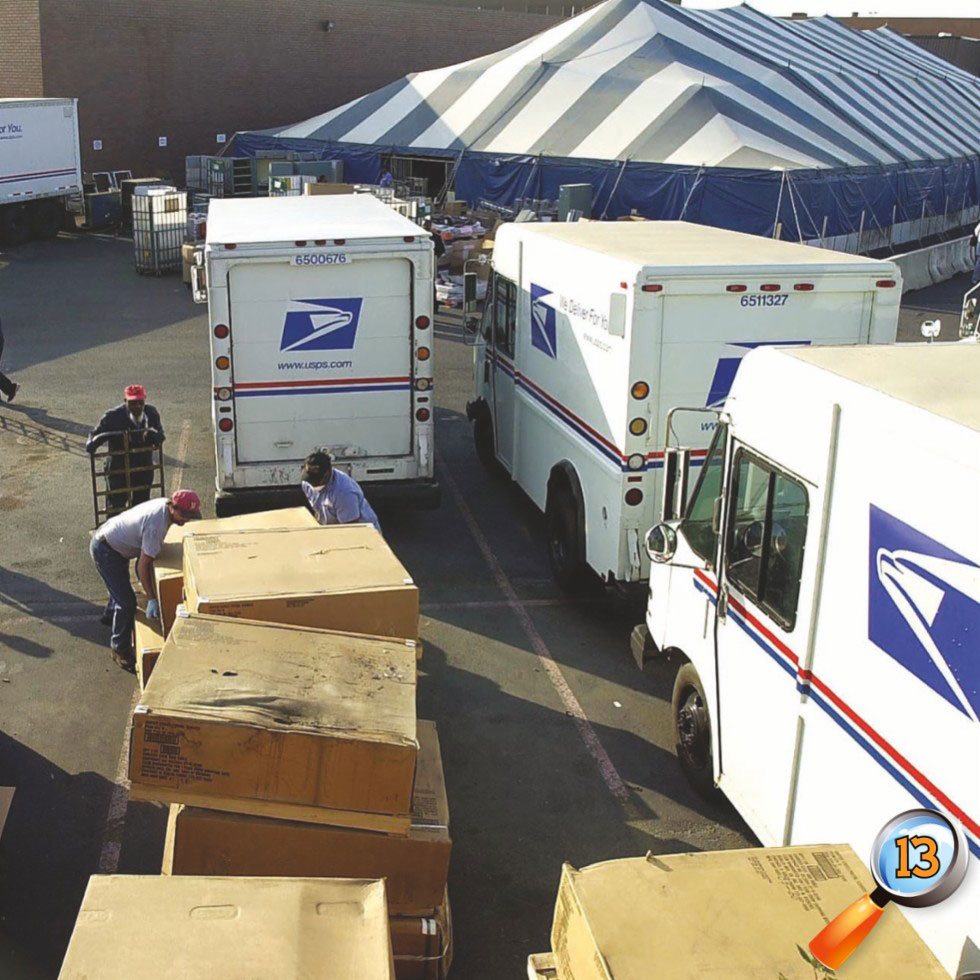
<box><xmin>90</xmin><ymin>490</ymin><xmax>201</xmax><ymax>670</ymax></box>
<box><xmin>300</xmin><ymin>450</ymin><xmax>380</xmax><ymax>531</ymax></box>
<box><xmin>86</xmin><ymin>384</ymin><xmax>165</xmax><ymax>517</ymax></box>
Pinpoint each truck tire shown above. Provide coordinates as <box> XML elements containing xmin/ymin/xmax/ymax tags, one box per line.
<box><xmin>473</xmin><ymin>410</ymin><xmax>497</xmax><ymax>471</ymax></box>
<box><xmin>30</xmin><ymin>200</ymin><xmax>64</xmax><ymax>240</ymax></box>
<box><xmin>545</xmin><ymin>484</ymin><xmax>594</xmax><ymax>594</ymax></box>
<box><xmin>671</xmin><ymin>663</ymin><xmax>718</xmax><ymax>799</ymax></box>
<box><xmin>0</xmin><ymin>205</ymin><xmax>32</xmax><ymax>246</ymax></box>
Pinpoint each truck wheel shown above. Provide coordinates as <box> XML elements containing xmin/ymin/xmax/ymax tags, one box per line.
<box><xmin>0</xmin><ymin>205</ymin><xmax>32</xmax><ymax>246</ymax></box>
<box><xmin>473</xmin><ymin>411</ymin><xmax>497</xmax><ymax>471</ymax></box>
<box><xmin>546</xmin><ymin>486</ymin><xmax>593</xmax><ymax>594</ymax></box>
<box><xmin>30</xmin><ymin>201</ymin><xmax>64</xmax><ymax>240</ymax></box>
<box><xmin>672</xmin><ymin>663</ymin><xmax>718</xmax><ymax>799</ymax></box>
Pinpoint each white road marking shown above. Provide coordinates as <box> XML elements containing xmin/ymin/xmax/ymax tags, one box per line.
<box><xmin>97</xmin><ymin>686</ymin><xmax>140</xmax><ymax>873</ymax></box>
<box><xmin>170</xmin><ymin>418</ymin><xmax>192</xmax><ymax>491</ymax></box>
<box><xmin>438</xmin><ymin>458</ymin><xmax>631</xmax><ymax>805</ymax></box>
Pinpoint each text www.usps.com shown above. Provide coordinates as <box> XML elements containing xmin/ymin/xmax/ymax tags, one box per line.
<box><xmin>278</xmin><ymin>359</ymin><xmax>353</xmax><ymax>370</ymax></box>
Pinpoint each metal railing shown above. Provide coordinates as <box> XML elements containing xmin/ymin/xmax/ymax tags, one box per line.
<box><xmin>89</xmin><ymin>429</ymin><xmax>166</xmax><ymax>528</ymax></box>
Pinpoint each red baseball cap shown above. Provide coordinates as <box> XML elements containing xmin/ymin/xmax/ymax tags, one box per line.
<box><xmin>170</xmin><ymin>489</ymin><xmax>202</xmax><ymax>519</ymax></box>
<box><xmin>124</xmin><ymin>384</ymin><xmax>147</xmax><ymax>400</ymax></box>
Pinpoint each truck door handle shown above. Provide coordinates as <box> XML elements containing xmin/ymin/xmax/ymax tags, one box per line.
<box><xmin>717</xmin><ymin>584</ymin><xmax>729</xmax><ymax>621</ymax></box>
<box><xmin>483</xmin><ymin>360</ymin><xmax>491</xmax><ymax>383</ymax></box>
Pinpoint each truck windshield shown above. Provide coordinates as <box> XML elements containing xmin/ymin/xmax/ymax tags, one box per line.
<box><xmin>680</xmin><ymin>424</ymin><xmax>727</xmax><ymax>563</ymax></box>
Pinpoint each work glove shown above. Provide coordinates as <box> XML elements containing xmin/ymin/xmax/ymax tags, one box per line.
<box><xmin>146</xmin><ymin>598</ymin><xmax>160</xmax><ymax>621</ymax></box>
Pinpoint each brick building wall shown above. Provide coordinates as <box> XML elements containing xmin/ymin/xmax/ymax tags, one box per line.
<box><xmin>0</xmin><ymin>0</ymin><xmax>43</xmax><ymax>99</ymax></box>
<box><xmin>30</xmin><ymin>0</ymin><xmax>559</xmax><ymax>178</ymax></box>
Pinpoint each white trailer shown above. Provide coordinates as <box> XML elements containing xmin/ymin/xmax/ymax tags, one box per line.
<box><xmin>641</xmin><ymin>343</ymin><xmax>979</xmax><ymax>975</ymax></box>
<box><xmin>0</xmin><ymin>97</ymin><xmax>82</xmax><ymax>244</ymax></box>
<box><xmin>465</xmin><ymin>221</ymin><xmax>900</xmax><ymax>590</ymax></box>
<box><xmin>197</xmin><ymin>194</ymin><xmax>438</xmax><ymax>515</ymax></box>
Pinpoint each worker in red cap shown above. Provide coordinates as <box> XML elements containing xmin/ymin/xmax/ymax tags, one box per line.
<box><xmin>90</xmin><ymin>489</ymin><xmax>202</xmax><ymax>670</ymax></box>
<box><xmin>86</xmin><ymin>384</ymin><xmax>165</xmax><ymax>518</ymax></box>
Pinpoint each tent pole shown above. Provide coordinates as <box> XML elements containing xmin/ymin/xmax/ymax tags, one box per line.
<box><xmin>600</xmin><ymin>158</ymin><xmax>630</xmax><ymax>220</ymax></box>
<box><xmin>772</xmin><ymin>169</ymin><xmax>786</xmax><ymax>239</ymax></box>
<box><xmin>677</xmin><ymin>166</ymin><xmax>704</xmax><ymax>223</ymax></box>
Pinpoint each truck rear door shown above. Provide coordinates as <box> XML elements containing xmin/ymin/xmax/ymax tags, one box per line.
<box><xmin>228</xmin><ymin>256</ymin><xmax>413</xmax><ymax>464</ymax></box>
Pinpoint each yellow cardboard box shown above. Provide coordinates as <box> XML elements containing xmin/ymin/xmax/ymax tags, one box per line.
<box><xmin>128</xmin><ymin>615</ymin><xmax>417</xmax><ymax>833</ymax></box>
<box><xmin>133</xmin><ymin>610</ymin><xmax>164</xmax><ymax>691</ymax></box>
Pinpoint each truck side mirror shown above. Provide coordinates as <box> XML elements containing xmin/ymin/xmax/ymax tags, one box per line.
<box><xmin>463</xmin><ymin>272</ymin><xmax>478</xmax><ymax>315</ymax></box>
<box><xmin>662</xmin><ymin>448</ymin><xmax>691</xmax><ymax>521</ymax></box>
<box><xmin>645</xmin><ymin>524</ymin><xmax>677</xmax><ymax>563</ymax></box>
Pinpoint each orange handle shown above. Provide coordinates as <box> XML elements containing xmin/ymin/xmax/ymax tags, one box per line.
<box><xmin>809</xmin><ymin>892</ymin><xmax>886</xmax><ymax>970</ymax></box>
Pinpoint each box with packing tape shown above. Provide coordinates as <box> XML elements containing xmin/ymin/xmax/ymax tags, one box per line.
<box><xmin>154</xmin><ymin>507</ymin><xmax>318</xmax><ymax>637</ymax></box>
<box><xmin>550</xmin><ymin>846</ymin><xmax>947</xmax><ymax>980</ymax></box>
<box><xmin>133</xmin><ymin>609</ymin><xmax>164</xmax><ymax>690</ymax></box>
<box><xmin>163</xmin><ymin>719</ymin><xmax>450</xmax><ymax>914</ymax></box>
<box><xmin>128</xmin><ymin>614</ymin><xmax>418</xmax><ymax>834</ymax></box>
<box><xmin>182</xmin><ymin>524</ymin><xmax>418</xmax><ymax>640</ymax></box>
<box><xmin>390</xmin><ymin>890</ymin><xmax>452</xmax><ymax>980</ymax></box>
<box><xmin>57</xmin><ymin>875</ymin><xmax>396</xmax><ymax>979</ymax></box>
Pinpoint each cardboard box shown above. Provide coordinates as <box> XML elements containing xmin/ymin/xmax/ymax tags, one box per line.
<box><xmin>550</xmin><ymin>847</ymin><xmax>947</xmax><ymax>980</ymax></box>
<box><xmin>128</xmin><ymin>615</ymin><xmax>418</xmax><ymax>832</ymax></box>
<box><xmin>183</xmin><ymin>524</ymin><xmax>418</xmax><ymax>641</ymax></box>
<box><xmin>305</xmin><ymin>181</ymin><xmax>357</xmax><ymax>196</ymax></box>
<box><xmin>58</xmin><ymin>875</ymin><xmax>395</xmax><ymax>979</ymax></box>
<box><xmin>390</xmin><ymin>891</ymin><xmax>452</xmax><ymax>980</ymax></box>
<box><xmin>162</xmin><ymin>720</ymin><xmax>450</xmax><ymax>914</ymax></box>
<box><xmin>527</xmin><ymin>953</ymin><xmax>557</xmax><ymax>980</ymax></box>
<box><xmin>134</xmin><ymin>610</ymin><xmax>164</xmax><ymax>691</ymax></box>
<box><xmin>154</xmin><ymin>507</ymin><xmax>318</xmax><ymax>637</ymax></box>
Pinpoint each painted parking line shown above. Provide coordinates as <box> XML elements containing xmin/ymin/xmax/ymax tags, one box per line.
<box><xmin>438</xmin><ymin>456</ymin><xmax>631</xmax><ymax>806</ymax></box>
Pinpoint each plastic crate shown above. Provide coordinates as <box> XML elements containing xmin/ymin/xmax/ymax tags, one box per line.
<box><xmin>133</xmin><ymin>190</ymin><xmax>187</xmax><ymax>275</ymax></box>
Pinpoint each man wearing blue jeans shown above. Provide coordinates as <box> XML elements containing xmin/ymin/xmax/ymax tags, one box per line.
<box><xmin>90</xmin><ymin>490</ymin><xmax>202</xmax><ymax>670</ymax></box>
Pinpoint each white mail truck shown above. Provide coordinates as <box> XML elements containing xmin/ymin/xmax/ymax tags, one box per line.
<box><xmin>0</xmin><ymin>97</ymin><xmax>82</xmax><ymax>244</ymax></box>
<box><xmin>196</xmin><ymin>194</ymin><xmax>438</xmax><ymax>515</ymax></box>
<box><xmin>465</xmin><ymin>221</ymin><xmax>900</xmax><ymax>590</ymax></box>
<box><xmin>640</xmin><ymin>343</ymin><xmax>979</xmax><ymax>975</ymax></box>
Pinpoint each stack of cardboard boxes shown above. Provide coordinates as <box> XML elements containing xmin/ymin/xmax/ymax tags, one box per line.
<box><xmin>60</xmin><ymin>510</ymin><xmax>452</xmax><ymax>979</ymax></box>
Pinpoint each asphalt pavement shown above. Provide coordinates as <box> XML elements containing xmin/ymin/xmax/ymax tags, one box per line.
<box><xmin>0</xmin><ymin>231</ymin><xmax>971</xmax><ymax>978</ymax></box>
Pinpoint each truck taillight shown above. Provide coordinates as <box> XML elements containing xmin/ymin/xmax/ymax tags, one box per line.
<box><xmin>876</xmin><ymin>279</ymin><xmax>896</xmax><ymax>288</ymax></box>
<box><xmin>794</xmin><ymin>283</ymin><xmax>814</xmax><ymax>291</ymax></box>
<box><xmin>416</xmin><ymin>408</ymin><xmax>430</xmax><ymax>422</ymax></box>
<box><xmin>216</xmin><ymin>387</ymin><xmax>232</xmax><ymax>401</ymax></box>
<box><xmin>760</xmin><ymin>283</ymin><xmax>781</xmax><ymax>292</ymax></box>
<box><xmin>295</xmin><ymin>240</ymin><xmax>307</xmax><ymax>247</ymax></box>
<box><xmin>631</xmin><ymin>381</ymin><xmax>649</xmax><ymax>399</ymax></box>
<box><xmin>625</xmin><ymin>488</ymin><xmax>643</xmax><ymax>506</ymax></box>
<box><xmin>404</xmin><ymin>236</ymin><xmax>415</xmax><ymax>243</ymax></box>
<box><xmin>215</xmin><ymin>356</ymin><xmax>230</xmax><ymax>370</ymax></box>
<box><xmin>223</xmin><ymin>243</ymin><xmax>237</xmax><ymax>250</ymax></box>
<box><xmin>726</xmin><ymin>284</ymin><xmax>746</xmax><ymax>292</ymax></box>
<box><xmin>334</xmin><ymin>239</ymin><xmax>346</xmax><ymax>246</ymax></box>
<box><xmin>629</xmin><ymin>418</ymin><xmax>647</xmax><ymax>436</ymax></box>
<box><xmin>415</xmin><ymin>315</ymin><xmax>430</xmax><ymax>329</ymax></box>
<box><xmin>415</xmin><ymin>378</ymin><xmax>431</xmax><ymax>391</ymax></box>
<box><xmin>627</xmin><ymin>454</ymin><xmax>645</xmax><ymax>471</ymax></box>
<box><xmin>314</xmin><ymin>239</ymin><xmax>326</xmax><ymax>246</ymax></box>
<box><xmin>218</xmin><ymin>418</ymin><xmax>234</xmax><ymax>433</ymax></box>
<box><xmin>642</xmin><ymin>284</ymin><xmax>663</xmax><ymax>293</ymax></box>
<box><xmin>417</xmin><ymin>346</ymin><xmax>431</xmax><ymax>361</ymax></box>
<box><xmin>214</xmin><ymin>324</ymin><xmax>229</xmax><ymax>339</ymax></box>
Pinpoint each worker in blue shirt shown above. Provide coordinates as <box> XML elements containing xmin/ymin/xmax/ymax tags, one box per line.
<box><xmin>300</xmin><ymin>450</ymin><xmax>381</xmax><ymax>531</ymax></box>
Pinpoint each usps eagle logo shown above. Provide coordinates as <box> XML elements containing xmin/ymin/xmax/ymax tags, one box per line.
<box><xmin>279</xmin><ymin>298</ymin><xmax>363</xmax><ymax>353</ymax></box>
<box><xmin>530</xmin><ymin>284</ymin><xmax>558</xmax><ymax>359</ymax></box>
<box><xmin>869</xmin><ymin>505</ymin><xmax>979</xmax><ymax>721</ymax></box>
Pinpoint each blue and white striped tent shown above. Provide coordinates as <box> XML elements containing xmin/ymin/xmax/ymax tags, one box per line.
<box><xmin>238</xmin><ymin>0</ymin><xmax>980</xmax><ymax>241</ymax></box>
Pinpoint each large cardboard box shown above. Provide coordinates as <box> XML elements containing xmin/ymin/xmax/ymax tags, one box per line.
<box><xmin>58</xmin><ymin>875</ymin><xmax>395</xmax><ymax>979</ymax></box>
<box><xmin>305</xmin><ymin>182</ymin><xmax>356</xmax><ymax>196</ymax></box>
<box><xmin>154</xmin><ymin>507</ymin><xmax>317</xmax><ymax>636</ymax></box>
<box><xmin>550</xmin><ymin>847</ymin><xmax>947</xmax><ymax>980</ymax></box>
<box><xmin>128</xmin><ymin>615</ymin><xmax>418</xmax><ymax>833</ymax></box>
<box><xmin>390</xmin><ymin>891</ymin><xmax>452</xmax><ymax>980</ymax></box>
<box><xmin>133</xmin><ymin>610</ymin><xmax>164</xmax><ymax>691</ymax></box>
<box><xmin>183</xmin><ymin>524</ymin><xmax>418</xmax><ymax>640</ymax></box>
<box><xmin>162</xmin><ymin>720</ymin><xmax>450</xmax><ymax>913</ymax></box>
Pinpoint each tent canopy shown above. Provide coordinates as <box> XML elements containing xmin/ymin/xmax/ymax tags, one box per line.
<box><xmin>241</xmin><ymin>0</ymin><xmax>980</xmax><ymax>241</ymax></box>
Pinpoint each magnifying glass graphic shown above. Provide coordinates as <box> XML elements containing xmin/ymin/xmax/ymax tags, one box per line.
<box><xmin>809</xmin><ymin>808</ymin><xmax>970</xmax><ymax>970</ymax></box>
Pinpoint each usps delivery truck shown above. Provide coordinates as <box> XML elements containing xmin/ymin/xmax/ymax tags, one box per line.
<box><xmin>197</xmin><ymin>194</ymin><xmax>438</xmax><ymax>515</ymax></box>
<box><xmin>640</xmin><ymin>343</ymin><xmax>979</xmax><ymax>975</ymax></box>
<box><xmin>465</xmin><ymin>221</ymin><xmax>900</xmax><ymax>590</ymax></box>
<box><xmin>0</xmin><ymin>97</ymin><xmax>83</xmax><ymax>244</ymax></box>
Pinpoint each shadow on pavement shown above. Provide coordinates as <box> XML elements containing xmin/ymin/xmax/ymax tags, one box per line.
<box><xmin>0</xmin><ymin>567</ymin><xmax>104</xmax><ymax>650</ymax></box>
